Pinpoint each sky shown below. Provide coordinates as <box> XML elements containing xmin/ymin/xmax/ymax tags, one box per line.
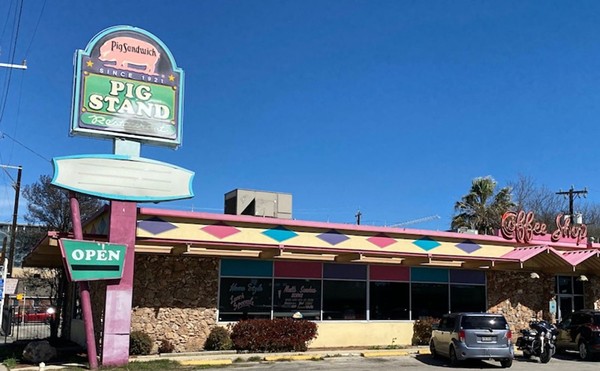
<box><xmin>0</xmin><ymin>1</ymin><xmax>599</xmax><ymax>230</ymax></box>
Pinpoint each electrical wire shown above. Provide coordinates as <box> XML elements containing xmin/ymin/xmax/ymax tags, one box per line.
<box><xmin>22</xmin><ymin>0</ymin><xmax>46</xmax><ymax>58</ymax></box>
<box><xmin>0</xmin><ymin>131</ymin><xmax>50</xmax><ymax>163</ymax></box>
<box><xmin>0</xmin><ymin>0</ymin><xmax>23</xmax><ymax>126</ymax></box>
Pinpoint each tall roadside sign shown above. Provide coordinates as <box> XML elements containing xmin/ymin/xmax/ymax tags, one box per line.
<box><xmin>51</xmin><ymin>25</ymin><xmax>190</xmax><ymax>369</ymax></box>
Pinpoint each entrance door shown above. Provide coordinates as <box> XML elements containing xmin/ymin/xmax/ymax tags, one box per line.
<box><xmin>557</xmin><ymin>296</ymin><xmax>573</xmax><ymax>322</ymax></box>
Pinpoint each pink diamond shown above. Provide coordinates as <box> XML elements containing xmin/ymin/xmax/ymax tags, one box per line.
<box><xmin>367</xmin><ymin>234</ymin><xmax>396</xmax><ymax>248</ymax></box>
<box><xmin>201</xmin><ymin>223</ymin><xmax>240</xmax><ymax>239</ymax></box>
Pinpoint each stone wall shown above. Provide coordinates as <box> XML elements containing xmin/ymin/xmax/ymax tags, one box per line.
<box><xmin>130</xmin><ymin>255</ymin><xmax>219</xmax><ymax>353</ymax></box>
<box><xmin>486</xmin><ymin>271</ymin><xmax>555</xmax><ymax>333</ymax></box>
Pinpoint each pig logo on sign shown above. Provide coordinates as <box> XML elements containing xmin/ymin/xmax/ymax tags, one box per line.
<box><xmin>98</xmin><ymin>36</ymin><xmax>161</xmax><ymax>76</ymax></box>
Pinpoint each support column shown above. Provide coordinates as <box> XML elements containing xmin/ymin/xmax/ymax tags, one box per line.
<box><xmin>101</xmin><ymin>201</ymin><xmax>137</xmax><ymax>366</ymax></box>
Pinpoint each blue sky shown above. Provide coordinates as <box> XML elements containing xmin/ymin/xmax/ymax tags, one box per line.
<box><xmin>0</xmin><ymin>1</ymin><xmax>599</xmax><ymax>229</ymax></box>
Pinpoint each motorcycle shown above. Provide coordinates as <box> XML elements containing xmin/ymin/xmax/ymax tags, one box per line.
<box><xmin>516</xmin><ymin>320</ymin><xmax>558</xmax><ymax>363</ymax></box>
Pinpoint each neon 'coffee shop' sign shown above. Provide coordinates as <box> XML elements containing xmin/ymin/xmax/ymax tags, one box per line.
<box><xmin>500</xmin><ymin>210</ymin><xmax>587</xmax><ymax>245</ymax></box>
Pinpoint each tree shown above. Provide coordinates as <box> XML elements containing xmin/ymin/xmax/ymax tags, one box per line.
<box><xmin>20</xmin><ymin>174</ymin><xmax>105</xmax><ymax>339</ymax></box>
<box><xmin>508</xmin><ymin>175</ymin><xmax>600</xmax><ymax>241</ymax></box>
<box><xmin>22</xmin><ymin>175</ymin><xmax>104</xmax><ymax>232</ymax></box>
<box><xmin>451</xmin><ymin>176</ymin><xmax>515</xmax><ymax>235</ymax></box>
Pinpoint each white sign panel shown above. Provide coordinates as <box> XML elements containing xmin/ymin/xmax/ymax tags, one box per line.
<box><xmin>51</xmin><ymin>154</ymin><xmax>194</xmax><ymax>202</ymax></box>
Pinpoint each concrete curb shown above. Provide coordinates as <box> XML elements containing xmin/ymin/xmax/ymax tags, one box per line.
<box><xmin>3</xmin><ymin>347</ymin><xmax>429</xmax><ymax>369</ymax></box>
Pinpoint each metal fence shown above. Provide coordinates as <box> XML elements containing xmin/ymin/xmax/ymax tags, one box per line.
<box><xmin>1</xmin><ymin>306</ymin><xmax>57</xmax><ymax>342</ymax></box>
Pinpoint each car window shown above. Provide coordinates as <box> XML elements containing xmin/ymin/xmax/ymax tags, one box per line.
<box><xmin>461</xmin><ymin>316</ymin><xmax>507</xmax><ymax>330</ymax></box>
<box><xmin>560</xmin><ymin>316</ymin><xmax>572</xmax><ymax>328</ymax></box>
<box><xmin>572</xmin><ymin>313</ymin><xmax>585</xmax><ymax>325</ymax></box>
<box><xmin>446</xmin><ymin>317</ymin><xmax>456</xmax><ymax>331</ymax></box>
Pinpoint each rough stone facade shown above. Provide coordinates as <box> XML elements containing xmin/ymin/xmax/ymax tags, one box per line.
<box><xmin>130</xmin><ymin>255</ymin><xmax>219</xmax><ymax>353</ymax></box>
<box><xmin>487</xmin><ymin>270</ymin><xmax>556</xmax><ymax>333</ymax></box>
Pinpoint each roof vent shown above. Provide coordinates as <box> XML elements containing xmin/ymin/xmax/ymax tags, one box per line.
<box><xmin>224</xmin><ymin>189</ymin><xmax>292</xmax><ymax>219</ymax></box>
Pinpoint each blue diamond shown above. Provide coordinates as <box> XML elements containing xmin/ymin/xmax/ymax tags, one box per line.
<box><xmin>137</xmin><ymin>217</ymin><xmax>178</xmax><ymax>234</ymax></box>
<box><xmin>262</xmin><ymin>226</ymin><xmax>298</xmax><ymax>242</ymax></box>
<box><xmin>413</xmin><ymin>237</ymin><xmax>441</xmax><ymax>251</ymax></box>
<box><xmin>317</xmin><ymin>230</ymin><xmax>349</xmax><ymax>245</ymax></box>
<box><xmin>456</xmin><ymin>240</ymin><xmax>482</xmax><ymax>254</ymax></box>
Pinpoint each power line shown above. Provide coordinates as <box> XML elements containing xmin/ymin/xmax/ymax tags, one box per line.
<box><xmin>556</xmin><ymin>186</ymin><xmax>588</xmax><ymax>218</ymax></box>
<box><xmin>22</xmin><ymin>0</ymin><xmax>47</xmax><ymax>58</ymax></box>
<box><xmin>0</xmin><ymin>0</ymin><xmax>23</xmax><ymax>126</ymax></box>
<box><xmin>0</xmin><ymin>131</ymin><xmax>50</xmax><ymax>163</ymax></box>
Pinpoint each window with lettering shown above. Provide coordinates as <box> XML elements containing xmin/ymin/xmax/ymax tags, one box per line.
<box><xmin>273</xmin><ymin>279</ymin><xmax>321</xmax><ymax>319</ymax></box>
<box><xmin>218</xmin><ymin>278</ymin><xmax>272</xmax><ymax>321</ymax></box>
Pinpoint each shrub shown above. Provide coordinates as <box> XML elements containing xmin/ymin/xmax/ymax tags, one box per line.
<box><xmin>158</xmin><ymin>339</ymin><xmax>175</xmax><ymax>353</ymax></box>
<box><xmin>230</xmin><ymin>318</ymin><xmax>318</xmax><ymax>352</ymax></box>
<box><xmin>412</xmin><ymin>317</ymin><xmax>440</xmax><ymax>345</ymax></box>
<box><xmin>129</xmin><ymin>331</ymin><xmax>153</xmax><ymax>355</ymax></box>
<box><xmin>204</xmin><ymin>326</ymin><xmax>233</xmax><ymax>350</ymax></box>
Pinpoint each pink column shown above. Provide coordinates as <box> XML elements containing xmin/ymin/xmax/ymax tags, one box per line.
<box><xmin>101</xmin><ymin>201</ymin><xmax>137</xmax><ymax>366</ymax></box>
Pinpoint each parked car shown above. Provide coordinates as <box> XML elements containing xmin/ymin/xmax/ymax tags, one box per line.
<box><xmin>430</xmin><ymin>312</ymin><xmax>513</xmax><ymax>368</ymax></box>
<box><xmin>14</xmin><ymin>307</ymin><xmax>55</xmax><ymax>324</ymax></box>
<box><xmin>556</xmin><ymin>310</ymin><xmax>600</xmax><ymax>360</ymax></box>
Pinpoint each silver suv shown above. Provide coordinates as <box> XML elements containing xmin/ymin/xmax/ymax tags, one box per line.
<box><xmin>430</xmin><ymin>313</ymin><xmax>514</xmax><ymax>368</ymax></box>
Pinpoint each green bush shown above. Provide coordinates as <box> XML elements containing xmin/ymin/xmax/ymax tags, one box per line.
<box><xmin>158</xmin><ymin>339</ymin><xmax>175</xmax><ymax>353</ymax></box>
<box><xmin>204</xmin><ymin>326</ymin><xmax>233</xmax><ymax>350</ymax></box>
<box><xmin>130</xmin><ymin>331</ymin><xmax>153</xmax><ymax>355</ymax></box>
<box><xmin>230</xmin><ymin>318</ymin><xmax>318</xmax><ymax>352</ymax></box>
<box><xmin>412</xmin><ymin>317</ymin><xmax>440</xmax><ymax>345</ymax></box>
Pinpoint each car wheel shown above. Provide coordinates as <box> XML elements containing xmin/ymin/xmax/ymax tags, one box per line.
<box><xmin>449</xmin><ymin>346</ymin><xmax>460</xmax><ymax>367</ymax></box>
<box><xmin>429</xmin><ymin>340</ymin><xmax>438</xmax><ymax>359</ymax></box>
<box><xmin>579</xmin><ymin>341</ymin><xmax>592</xmax><ymax>361</ymax></box>
<box><xmin>500</xmin><ymin>358</ymin><xmax>513</xmax><ymax>368</ymax></box>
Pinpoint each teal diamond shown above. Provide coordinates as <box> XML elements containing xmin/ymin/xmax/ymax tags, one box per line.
<box><xmin>262</xmin><ymin>226</ymin><xmax>298</xmax><ymax>243</ymax></box>
<box><xmin>413</xmin><ymin>237</ymin><xmax>441</xmax><ymax>251</ymax></box>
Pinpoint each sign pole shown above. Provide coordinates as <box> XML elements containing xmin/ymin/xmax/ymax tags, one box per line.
<box><xmin>0</xmin><ymin>257</ymin><xmax>7</xmax><ymax>331</ymax></box>
<box><xmin>101</xmin><ymin>140</ymin><xmax>139</xmax><ymax>366</ymax></box>
<box><xmin>69</xmin><ymin>193</ymin><xmax>98</xmax><ymax>370</ymax></box>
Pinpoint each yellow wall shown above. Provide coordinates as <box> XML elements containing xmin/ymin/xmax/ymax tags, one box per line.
<box><xmin>309</xmin><ymin>321</ymin><xmax>414</xmax><ymax>348</ymax></box>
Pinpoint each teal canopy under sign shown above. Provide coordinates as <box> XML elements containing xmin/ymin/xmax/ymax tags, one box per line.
<box><xmin>60</xmin><ymin>239</ymin><xmax>126</xmax><ymax>281</ymax></box>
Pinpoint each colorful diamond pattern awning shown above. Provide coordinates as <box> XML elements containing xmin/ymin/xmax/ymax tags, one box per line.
<box><xmin>413</xmin><ymin>236</ymin><xmax>441</xmax><ymax>251</ymax></box>
<box><xmin>137</xmin><ymin>217</ymin><xmax>178</xmax><ymax>234</ymax></box>
<box><xmin>262</xmin><ymin>226</ymin><xmax>298</xmax><ymax>243</ymax></box>
<box><xmin>201</xmin><ymin>222</ymin><xmax>241</xmax><ymax>239</ymax></box>
<box><xmin>456</xmin><ymin>240</ymin><xmax>482</xmax><ymax>254</ymax></box>
<box><xmin>367</xmin><ymin>233</ymin><xmax>396</xmax><ymax>248</ymax></box>
<box><xmin>318</xmin><ymin>229</ymin><xmax>350</xmax><ymax>245</ymax></box>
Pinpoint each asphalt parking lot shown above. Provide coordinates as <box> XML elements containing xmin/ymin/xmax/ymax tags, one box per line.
<box><xmin>197</xmin><ymin>352</ymin><xmax>600</xmax><ymax>371</ymax></box>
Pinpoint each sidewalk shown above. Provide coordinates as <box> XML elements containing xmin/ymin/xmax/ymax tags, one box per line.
<box><xmin>5</xmin><ymin>346</ymin><xmax>432</xmax><ymax>370</ymax></box>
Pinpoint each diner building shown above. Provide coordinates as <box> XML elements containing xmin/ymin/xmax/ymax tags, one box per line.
<box><xmin>23</xmin><ymin>190</ymin><xmax>600</xmax><ymax>352</ymax></box>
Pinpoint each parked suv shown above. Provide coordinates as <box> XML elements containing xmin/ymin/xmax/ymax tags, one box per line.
<box><xmin>556</xmin><ymin>310</ymin><xmax>600</xmax><ymax>360</ymax></box>
<box><xmin>430</xmin><ymin>313</ymin><xmax>513</xmax><ymax>368</ymax></box>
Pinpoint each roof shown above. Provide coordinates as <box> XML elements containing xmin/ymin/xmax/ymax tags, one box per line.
<box><xmin>21</xmin><ymin>207</ymin><xmax>600</xmax><ymax>274</ymax></box>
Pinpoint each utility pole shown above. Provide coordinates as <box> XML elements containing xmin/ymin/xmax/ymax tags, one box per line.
<box><xmin>556</xmin><ymin>186</ymin><xmax>587</xmax><ymax>221</ymax></box>
<box><xmin>1</xmin><ymin>165</ymin><xmax>22</xmax><ymax>277</ymax></box>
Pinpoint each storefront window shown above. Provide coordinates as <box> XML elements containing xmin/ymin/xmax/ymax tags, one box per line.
<box><xmin>218</xmin><ymin>277</ymin><xmax>272</xmax><ymax>321</ymax></box>
<box><xmin>411</xmin><ymin>283</ymin><xmax>448</xmax><ymax>319</ymax></box>
<box><xmin>369</xmin><ymin>282</ymin><xmax>409</xmax><ymax>320</ymax></box>
<box><xmin>273</xmin><ymin>279</ymin><xmax>321</xmax><ymax>320</ymax></box>
<box><xmin>322</xmin><ymin>280</ymin><xmax>366</xmax><ymax>320</ymax></box>
<box><xmin>450</xmin><ymin>285</ymin><xmax>486</xmax><ymax>312</ymax></box>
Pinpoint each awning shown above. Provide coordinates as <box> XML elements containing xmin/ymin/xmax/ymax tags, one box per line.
<box><xmin>497</xmin><ymin>245</ymin><xmax>575</xmax><ymax>273</ymax></box>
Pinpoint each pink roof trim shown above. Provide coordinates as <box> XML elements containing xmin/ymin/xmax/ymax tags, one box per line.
<box><xmin>561</xmin><ymin>249</ymin><xmax>600</xmax><ymax>266</ymax></box>
<box><xmin>499</xmin><ymin>246</ymin><xmax>559</xmax><ymax>262</ymax></box>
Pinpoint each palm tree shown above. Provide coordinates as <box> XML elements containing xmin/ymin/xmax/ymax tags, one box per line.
<box><xmin>451</xmin><ymin>176</ymin><xmax>515</xmax><ymax>235</ymax></box>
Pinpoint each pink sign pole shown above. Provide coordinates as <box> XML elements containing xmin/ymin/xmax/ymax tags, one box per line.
<box><xmin>69</xmin><ymin>192</ymin><xmax>98</xmax><ymax>370</ymax></box>
<box><xmin>101</xmin><ymin>200</ymin><xmax>137</xmax><ymax>366</ymax></box>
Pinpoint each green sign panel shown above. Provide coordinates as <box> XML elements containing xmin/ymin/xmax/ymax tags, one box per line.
<box><xmin>60</xmin><ymin>239</ymin><xmax>126</xmax><ymax>282</ymax></box>
<box><xmin>71</xmin><ymin>25</ymin><xmax>184</xmax><ymax>148</ymax></box>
